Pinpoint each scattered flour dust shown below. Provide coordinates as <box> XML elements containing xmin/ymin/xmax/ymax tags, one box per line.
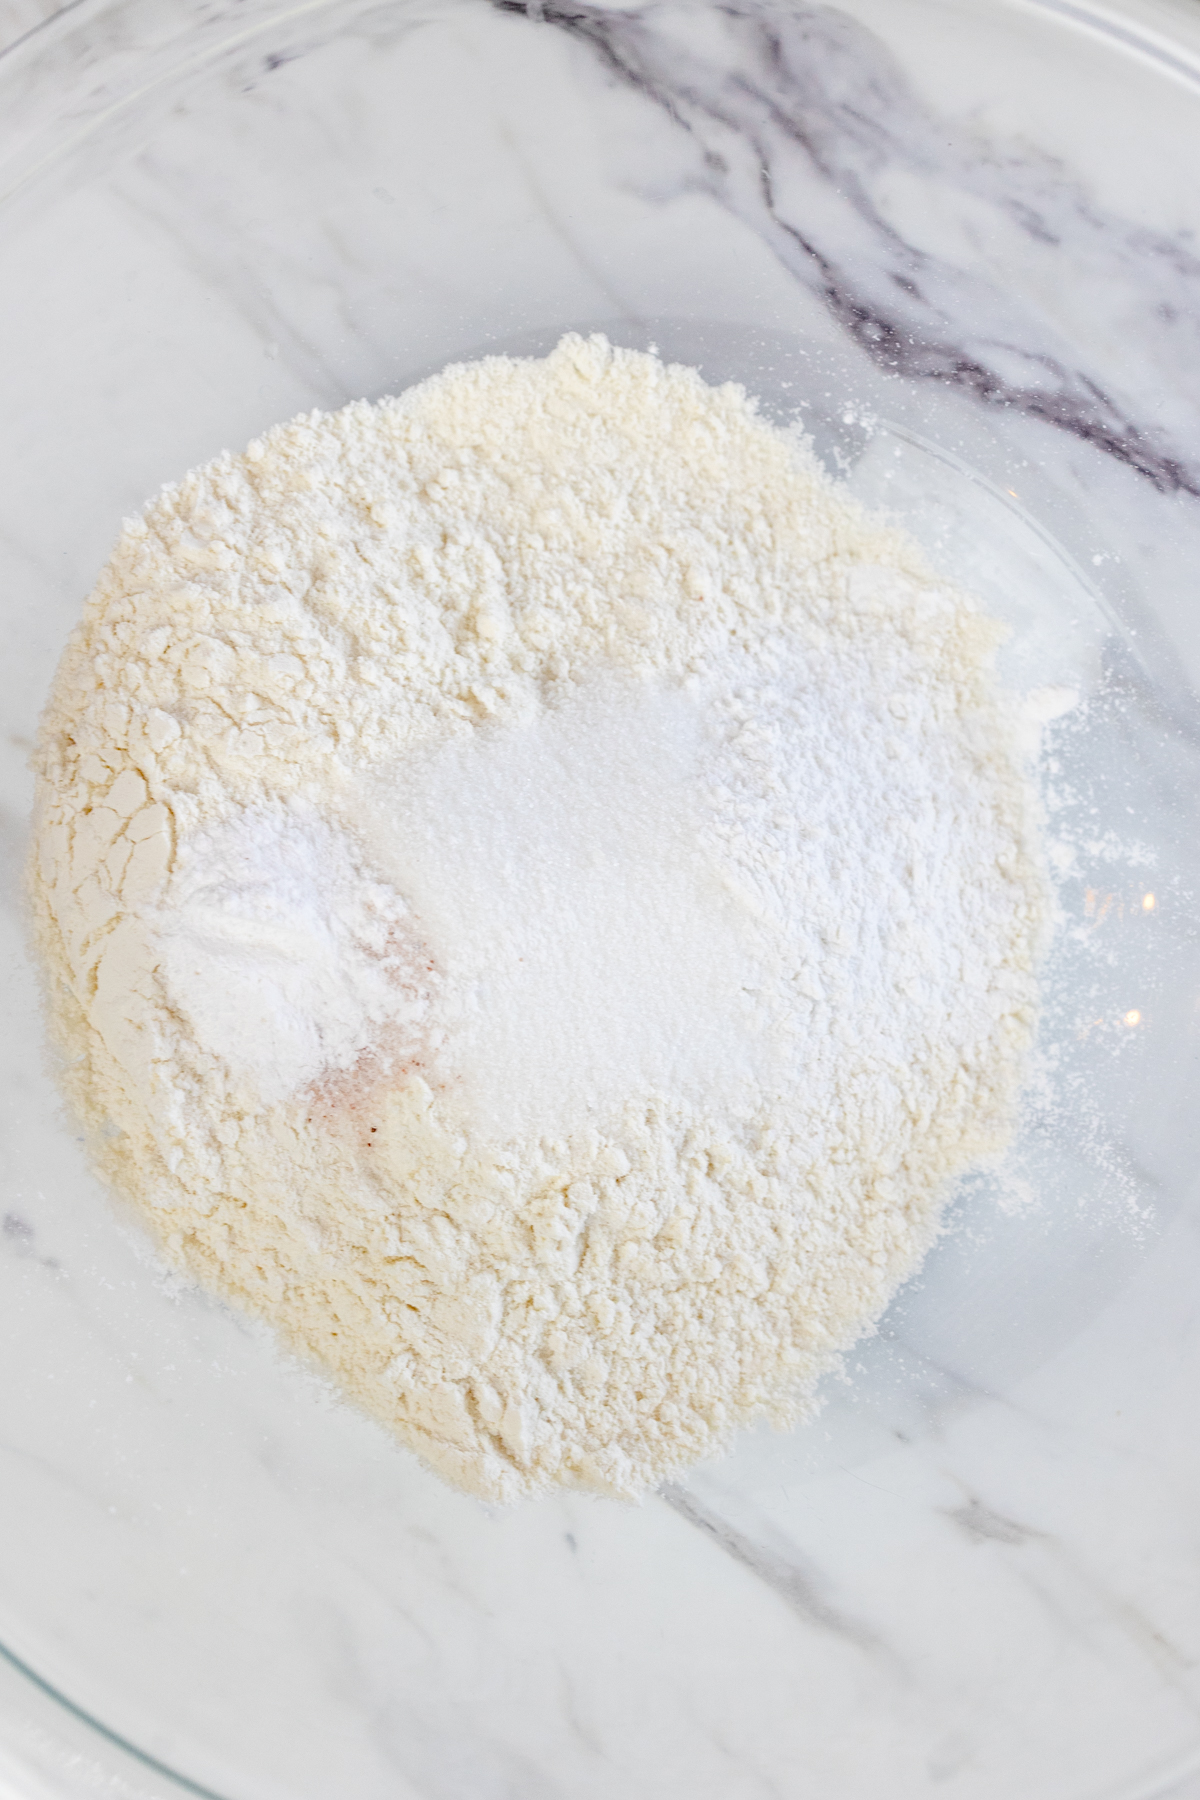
<box><xmin>30</xmin><ymin>334</ymin><xmax>1049</xmax><ymax>1501</ymax></box>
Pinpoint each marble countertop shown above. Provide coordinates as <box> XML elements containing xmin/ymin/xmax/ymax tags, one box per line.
<box><xmin>1</xmin><ymin>1</ymin><xmax>1200</xmax><ymax>1795</ymax></box>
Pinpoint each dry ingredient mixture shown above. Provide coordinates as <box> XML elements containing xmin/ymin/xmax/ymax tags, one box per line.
<box><xmin>30</xmin><ymin>335</ymin><xmax>1048</xmax><ymax>1500</ymax></box>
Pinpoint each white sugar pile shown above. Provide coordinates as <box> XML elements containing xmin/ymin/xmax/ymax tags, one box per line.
<box><xmin>354</xmin><ymin>675</ymin><xmax>773</xmax><ymax>1139</ymax></box>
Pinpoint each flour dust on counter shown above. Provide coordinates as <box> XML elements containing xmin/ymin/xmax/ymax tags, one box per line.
<box><xmin>29</xmin><ymin>334</ymin><xmax>1049</xmax><ymax>1500</ymax></box>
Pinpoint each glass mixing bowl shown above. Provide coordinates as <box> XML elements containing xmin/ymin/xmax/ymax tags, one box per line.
<box><xmin>2</xmin><ymin>1</ymin><xmax>1200</xmax><ymax>1795</ymax></box>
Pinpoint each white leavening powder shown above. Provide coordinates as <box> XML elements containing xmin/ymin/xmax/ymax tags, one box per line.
<box><xmin>30</xmin><ymin>335</ymin><xmax>1048</xmax><ymax>1500</ymax></box>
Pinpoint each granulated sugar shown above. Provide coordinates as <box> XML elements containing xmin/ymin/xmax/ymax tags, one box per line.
<box><xmin>355</xmin><ymin>674</ymin><xmax>773</xmax><ymax>1140</ymax></box>
<box><xmin>29</xmin><ymin>334</ymin><xmax>1048</xmax><ymax>1499</ymax></box>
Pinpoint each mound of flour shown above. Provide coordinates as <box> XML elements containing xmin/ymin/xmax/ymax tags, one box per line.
<box><xmin>30</xmin><ymin>335</ymin><xmax>1047</xmax><ymax>1499</ymax></box>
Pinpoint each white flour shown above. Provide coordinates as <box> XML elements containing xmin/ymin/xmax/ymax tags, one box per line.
<box><xmin>30</xmin><ymin>335</ymin><xmax>1048</xmax><ymax>1500</ymax></box>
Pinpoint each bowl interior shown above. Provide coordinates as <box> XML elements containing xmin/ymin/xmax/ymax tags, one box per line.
<box><xmin>2</xmin><ymin>4</ymin><xmax>1200</xmax><ymax>1797</ymax></box>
